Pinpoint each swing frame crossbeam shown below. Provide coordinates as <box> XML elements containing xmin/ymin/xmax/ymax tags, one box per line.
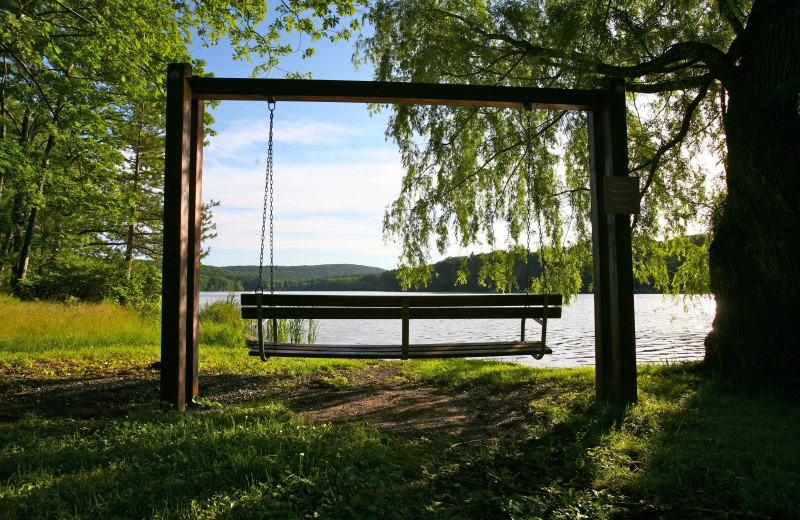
<box><xmin>162</xmin><ymin>63</ymin><xmax>637</xmax><ymax>411</ymax></box>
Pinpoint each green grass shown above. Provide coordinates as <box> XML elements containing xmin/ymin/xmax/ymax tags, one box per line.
<box><xmin>0</xmin><ymin>294</ymin><xmax>160</xmax><ymax>352</ymax></box>
<box><xmin>1</xmin><ymin>403</ymin><xmax>423</xmax><ymax>519</ymax></box>
<box><xmin>1</xmin><ymin>297</ymin><xmax>798</xmax><ymax>519</ymax></box>
<box><xmin>0</xmin><ymin>295</ymin><xmax>366</xmax><ymax>380</ymax></box>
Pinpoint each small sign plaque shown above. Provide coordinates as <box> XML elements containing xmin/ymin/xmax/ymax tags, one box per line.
<box><xmin>603</xmin><ymin>176</ymin><xmax>640</xmax><ymax>214</ymax></box>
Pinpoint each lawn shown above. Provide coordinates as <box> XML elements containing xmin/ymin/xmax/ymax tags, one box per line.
<box><xmin>1</xmin><ymin>296</ymin><xmax>797</xmax><ymax>519</ymax></box>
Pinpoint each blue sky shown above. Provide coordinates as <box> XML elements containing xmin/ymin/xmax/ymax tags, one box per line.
<box><xmin>191</xmin><ymin>34</ymin><xmax>410</xmax><ymax>269</ymax></box>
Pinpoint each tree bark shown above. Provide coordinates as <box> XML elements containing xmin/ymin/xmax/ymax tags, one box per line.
<box><xmin>705</xmin><ymin>0</ymin><xmax>800</xmax><ymax>384</ymax></box>
<box><xmin>16</xmin><ymin>93</ymin><xmax>63</xmax><ymax>281</ymax></box>
<box><xmin>125</xmin><ymin>104</ymin><xmax>146</xmax><ymax>282</ymax></box>
<box><xmin>1</xmin><ymin>56</ymin><xmax>7</xmax><ymax>202</ymax></box>
<box><xmin>15</xmin><ymin>170</ymin><xmax>46</xmax><ymax>280</ymax></box>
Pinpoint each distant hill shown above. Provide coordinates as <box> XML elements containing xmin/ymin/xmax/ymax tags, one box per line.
<box><xmin>199</xmin><ymin>264</ymin><xmax>385</xmax><ymax>291</ymax></box>
<box><xmin>221</xmin><ymin>264</ymin><xmax>385</xmax><ymax>280</ymax></box>
<box><xmin>203</xmin><ymin>238</ymin><xmax>704</xmax><ymax>293</ymax></box>
<box><xmin>286</xmin><ymin>254</ymin><xmax>544</xmax><ymax>292</ymax></box>
<box><xmin>281</xmin><ymin>242</ymin><xmax>703</xmax><ymax>293</ymax></box>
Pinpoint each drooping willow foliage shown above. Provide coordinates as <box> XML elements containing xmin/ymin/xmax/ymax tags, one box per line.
<box><xmin>359</xmin><ymin>0</ymin><xmax>730</xmax><ymax>296</ymax></box>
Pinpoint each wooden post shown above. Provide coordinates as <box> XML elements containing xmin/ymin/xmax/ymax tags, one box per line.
<box><xmin>589</xmin><ymin>78</ymin><xmax>637</xmax><ymax>406</ymax></box>
<box><xmin>186</xmin><ymin>98</ymin><xmax>204</xmax><ymax>402</ymax></box>
<box><xmin>401</xmin><ymin>298</ymin><xmax>410</xmax><ymax>359</ymax></box>
<box><xmin>588</xmin><ymin>109</ymin><xmax>614</xmax><ymax>401</ymax></box>
<box><xmin>604</xmin><ymin>78</ymin><xmax>637</xmax><ymax>406</ymax></box>
<box><xmin>161</xmin><ymin>63</ymin><xmax>193</xmax><ymax>411</ymax></box>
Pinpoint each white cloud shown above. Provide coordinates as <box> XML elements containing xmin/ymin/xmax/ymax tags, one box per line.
<box><xmin>203</xmin><ymin>116</ymin><xmax>361</xmax><ymax>162</ymax></box>
<box><xmin>202</xmin><ymin>120</ymin><xmax>406</xmax><ymax>263</ymax></box>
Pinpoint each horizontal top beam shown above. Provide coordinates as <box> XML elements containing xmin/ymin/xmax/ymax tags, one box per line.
<box><xmin>189</xmin><ymin>76</ymin><xmax>603</xmax><ymax>111</ymax></box>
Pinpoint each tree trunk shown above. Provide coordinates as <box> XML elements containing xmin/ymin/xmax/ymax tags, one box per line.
<box><xmin>1</xmin><ymin>56</ymin><xmax>6</xmax><ymax>202</ymax></box>
<box><xmin>125</xmin><ymin>105</ymin><xmax>146</xmax><ymax>282</ymax></box>
<box><xmin>15</xmin><ymin>174</ymin><xmax>45</xmax><ymax>280</ymax></box>
<box><xmin>16</xmin><ymin>148</ymin><xmax>51</xmax><ymax>281</ymax></box>
<box><xmin>705</xmin><ymin>0</ymin><xmax>800</xmax><ymax>384</ymax></box>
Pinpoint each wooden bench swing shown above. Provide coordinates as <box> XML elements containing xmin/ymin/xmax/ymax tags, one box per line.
<box><xmin>242</xmin><ymin>292</ymin><xmax>561</xmax><ymax>360</ymax></box>
<box><xmin>242</xmin><ymin>100</ymin><xmax>561</xmax><ymax>361</ymax></box>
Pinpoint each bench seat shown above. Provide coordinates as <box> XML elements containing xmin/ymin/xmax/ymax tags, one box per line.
<box><xmin>248</xmin><ymin>340</ymin><xmax>553</xmax><ymax>359</ymax></box>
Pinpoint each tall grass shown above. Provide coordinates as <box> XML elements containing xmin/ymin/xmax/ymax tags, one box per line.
<box><xmin>258</xmin><ymin>316</ymin><xmax>319</xmax><ymax>344</ymax></box>
<box><xmin>198</xmin><ymin>294</ymin><xmax>246</xmax><ymax>348</ymax></box>
<box><xmin>0</xmin><ymin>294</ymin><xmax>367</xmax><ymax>377</ymax></box>
<box><xmin>0</xmin><ymin>294</ymin><xmax>160</xmax><ymax>353</ymax></box>
<box><xmin>199</xmin><ymin>294</ymin><xmax>319</xmax><ymax>347</ymax></box>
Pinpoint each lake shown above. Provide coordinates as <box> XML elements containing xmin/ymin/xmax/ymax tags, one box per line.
<box><xmin>200</xmin><ymin>292</ymin><xmax>715</xmax><ymax>368</ymax></box>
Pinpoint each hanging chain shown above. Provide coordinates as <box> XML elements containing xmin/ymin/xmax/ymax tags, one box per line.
<box><xmin>268</xmin><ymin>100</ymin><xmax>275</xmax><ymax>294</ymax></box>
<box><xmin>257</xmin><ymin>100</ymin><xmax>276</xmax><ymax>295</ymax></box>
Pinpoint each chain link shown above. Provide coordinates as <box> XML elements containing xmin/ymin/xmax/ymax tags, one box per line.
<box><xmin>268</xmin><ymin>101</ymin><xmax>275</xmax><ymax>294</ymax></box>
<box><xmin>257</xmin><ymin>100</ymin><xmax>276</xmax><ymax>295</ymax></box>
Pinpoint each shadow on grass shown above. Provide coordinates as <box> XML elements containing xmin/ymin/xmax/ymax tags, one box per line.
<box><xmin>614</xmin><ymin>365</ymin><xmax>800</xmax><ymax>519</ymax></box>
<box><xmin>1</xmin><ymin>363</ymin><xmax>796</xmax><ymax>518</ymax></box>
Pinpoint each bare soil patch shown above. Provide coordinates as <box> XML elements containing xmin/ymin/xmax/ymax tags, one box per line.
<box><xmin>1</xmin><ymin>364</ymin><xmax>543</xmax><ymax>441</ymax></box>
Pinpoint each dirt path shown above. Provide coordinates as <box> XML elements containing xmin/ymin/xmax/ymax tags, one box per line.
<box><xmin>1</xmin><ymin>364</ymin><xmax>542</xmax><ymax>441</ymax></box>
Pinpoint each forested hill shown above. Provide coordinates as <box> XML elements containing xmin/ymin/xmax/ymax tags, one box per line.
<box><xmin>202</xmin><ymin>238</ymin><xmax>701</xmax><ymax>293</ymax></box>
<box><xmin>200</xmin><ymin>264</ymin><xmax>385</xmax><ymax>291</ymax></box>
<box><xmin>261</xmin><ymin>248</ymin><xmax>695</xmax><ymax>294</ymax></box>
<box><xmin>285</xmin><ymin>255</ymin><xmax>552</xmax><ymax>293</ymax></box>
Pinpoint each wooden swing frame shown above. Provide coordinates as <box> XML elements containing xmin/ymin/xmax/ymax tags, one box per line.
<box><xmin>161</xmin><ymin>63</ymin><xmax>638</xmax><ymax>410</ymax></box>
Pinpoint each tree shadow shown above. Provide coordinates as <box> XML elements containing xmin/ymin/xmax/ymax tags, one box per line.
<box><xmin>2</xmin><ymin>363</ymin><xmax>794</xmax><ymax>518</ymax></box>
<box><xmin>612</xmin><ymin>365</ymin><xmax>799</xmax><ymax>519</ymax></box>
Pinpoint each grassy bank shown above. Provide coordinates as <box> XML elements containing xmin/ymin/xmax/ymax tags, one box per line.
<box><xmin>1</xmin><ymin>297</ymin><xmax>798</xmax><ymax>519</ymax></box>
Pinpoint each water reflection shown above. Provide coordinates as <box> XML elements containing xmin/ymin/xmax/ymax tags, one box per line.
<box><xmin>200</xmin><ymin>292</ymin><xmax>714</xmax><ymax>368</ymax></box>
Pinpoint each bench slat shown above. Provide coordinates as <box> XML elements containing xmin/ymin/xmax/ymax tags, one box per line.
<box><xmin>241</xmin><ymin>293</ymin><xmax>562</xmax><ymax>307</ymax></box>
<box><xmin>242</xmin><ymin>306</ymin><xmax>561</xmax><ymax>320</ymax></box>
<box><xmin>248</xmin><ymin>341</ymin><xmax>552</xmax><ymax>359</ymax></box>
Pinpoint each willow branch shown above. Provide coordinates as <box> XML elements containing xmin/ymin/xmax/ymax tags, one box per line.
<box><xmin>627</xmin><ymin>73</ymin><xmax>716</xmax><ymax>93</ymax></box>
<box><xmin>443</xmin><ymin>112</ymin><xmax>567</xmax><ymax>199</ymax></box>
<box><xmin>430</xmin><ymin>8</ymin><xmax>738</xmax><ymax>88</ymax></box>
<box><xmin>631</xmin><ymin>79</ymin><xmax>712</xmax><ymax>228</ymax></box>
<box><xmin>717</xmin><ymin>0</ymin><xmax>746</xmax><ymax>36</ymax></box>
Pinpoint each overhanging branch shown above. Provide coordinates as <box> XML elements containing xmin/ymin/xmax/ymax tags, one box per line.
<box><xmin>631</xmin><ymin>78</ymin><xmax>713</xmax><ymax>229</ymax></box>
<box><xmin>429</xmin><ymin>8</ymin><xmax>738</xmax><ymax>89</ymax></box>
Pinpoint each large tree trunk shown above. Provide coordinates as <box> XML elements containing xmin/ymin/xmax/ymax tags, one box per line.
<box><xmin>705</xmin><ymin>0</ymin><xmax>800</xmax><ymax>384</ymax></box>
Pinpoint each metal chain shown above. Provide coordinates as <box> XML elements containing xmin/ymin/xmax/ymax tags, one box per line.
<box><xmin>257</xmin><ymin>100</ymin><xmax>276</xmax><ymax>295</ymax></box>
<box><xmin>268</xmin><ymin>101</ymin><xmax>275</xmax><ymax>294</ymax></box>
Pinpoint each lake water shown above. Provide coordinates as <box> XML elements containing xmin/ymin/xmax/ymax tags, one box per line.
<box><xmin>200</xmin><ymin>292</ymin><xmax>715</xmax><ymax>368</ymax></box>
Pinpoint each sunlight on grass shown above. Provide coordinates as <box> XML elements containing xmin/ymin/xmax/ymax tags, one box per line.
<box><xmin>587</xmin><ymin>364</ymin><xmax>800</xmax><ymax>517</ymax></box>
<box><xmin>200</xmin><ymin>346</ymin><xmax>372</xmax><ymax>377</ymax></box>
<box><xmin>1</xmin><ymin>297</ymin><xmax>797</xmax><ymax>518</ymax></box>
<box><xmin>401</xmin><ymin>358</ymin><xmax>594</xmax><ymax>388</ymax></box>
<box><xmin>0</xmin><ymin>295</ymin><xmax>160</xmax><ymax>353</ymax></box>
<box><xmin>0</xmin><ymin>403</ymin><xmax>421</xmax><ymax>519</ymax></box>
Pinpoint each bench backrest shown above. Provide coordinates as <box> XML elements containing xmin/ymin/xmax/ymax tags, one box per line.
<box><xmin>240</xmin><ymin>293</ymin><xmax>562</xmax><ymax>320</ymax></box>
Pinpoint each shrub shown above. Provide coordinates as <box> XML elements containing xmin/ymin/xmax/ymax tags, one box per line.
<box><xmin>199</xmin><ymin>321</ymin><xmax>245</xmax><ymax>348</ymax></box>
<box><xmin>199</xmin><ymin>294</ymin><xmax>241</xmax><ymax>326</ymax></box>
<box><xmin>14</xmin><ymin>255</ymin><xmax>161</xmax><ymax>318</ymax></box>
<box><xmin>199</xmin><ymin>295</ymin><xmax>245</xmax><ymax>348</ymax></box>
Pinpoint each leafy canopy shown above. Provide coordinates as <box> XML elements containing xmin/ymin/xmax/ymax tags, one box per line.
<box><xmin>0</xmin><ymin>0</ymin><xmax>363</xmax><ymax>297</ymax></box>
<box><xmin>357</xmin><ymin>0</ymin><xmax>739</xmax><ymax>295</ymax></box>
